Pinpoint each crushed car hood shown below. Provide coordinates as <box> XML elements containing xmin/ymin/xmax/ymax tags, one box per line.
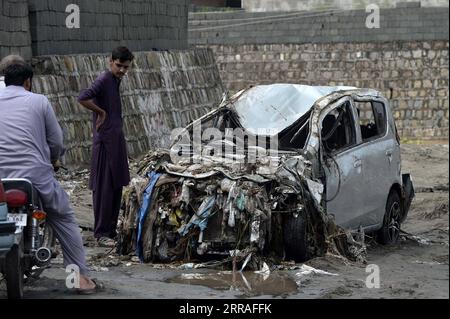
<box><xmin>230</xmin><ymin>84</ymin><xmax>356</xmax><ymax>136</ymax></box>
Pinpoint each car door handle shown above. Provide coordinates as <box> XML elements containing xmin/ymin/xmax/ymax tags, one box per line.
<box><xmin>354</xmin><ymin>159</ymin><xmax>362</xmax><ymax>168</ymax></box>
<box><xmin>386</xmin><ymin>149</ymin><xmax>393</xmax><ymax>157</ymax></box>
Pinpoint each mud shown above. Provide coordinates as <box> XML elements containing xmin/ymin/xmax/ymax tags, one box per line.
<box><xmin>0</xmin><ymin>143</ymin><xmax>448</xmax><ymax>299</ymax></box>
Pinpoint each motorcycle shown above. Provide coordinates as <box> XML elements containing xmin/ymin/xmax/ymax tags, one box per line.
<box><xmin>0</xmin><ymin>178</ymin><xmax>56</xmax><ymax>299</ymax></box>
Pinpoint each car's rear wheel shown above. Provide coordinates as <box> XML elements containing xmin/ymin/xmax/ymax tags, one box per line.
<box><xmin>377</xmin><ymin>191</ymin><xmax>402</xmax><ymax>245</ymax></box>
<box><xmin>283</xmin><ymin>213</ymin><xmax>308</xmax><ymax>262</ymax></box>
<box><xmin>5</xmin><ymin>240</ymin><xmax>24</xmax><ymax>299</ymax></box>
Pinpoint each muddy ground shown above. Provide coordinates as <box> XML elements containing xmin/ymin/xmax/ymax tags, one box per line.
<box><xmin>0</xmin><ymin>142</ymin><xmax>448</xmax><ymax>299</ymax></box>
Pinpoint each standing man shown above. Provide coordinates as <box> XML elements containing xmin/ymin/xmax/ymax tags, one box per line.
<box><xmin>0</xmin><ymin>58</ymin><xmax>98</xmax><ymax>294</ymax></box>
<box><xmin>78</xmin><ymin>47</ymin><xmax>134</xmax><ymax>247</ymax></box>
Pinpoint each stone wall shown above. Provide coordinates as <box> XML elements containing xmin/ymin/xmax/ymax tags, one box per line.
<box><xmin>209</xmin><ymin>41</ymin><xmax>449</xmax><ymax>138</ymax></box>
<box><xmin>0</xmin><ymin>0</ymin><xmax>32</xmax><ymax>60</ymax></box>
<box><xmin>189</xmin><ymin>6</ymin><xmax>449</xmax><ymax>139</ymax></box>
<box><xmin>28</xmin><ymin>0</ymin><xmax>189</xmax><ymax>56</ymax></box>
<box><xmin>30</xmin><ymin>48</ymin><xmax>224</xmax><ymax>166</ymax></box>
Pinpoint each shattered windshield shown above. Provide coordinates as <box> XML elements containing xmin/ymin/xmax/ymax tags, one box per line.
<box><xmin>230</xmin><ymin>84</ymin><xmax>356</xmax><ymax>136</ymax></box>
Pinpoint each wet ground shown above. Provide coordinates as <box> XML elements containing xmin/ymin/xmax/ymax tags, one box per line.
<box><xmin>0</xmin><ymin>143</ymin><xmax>448</xmax><ymax>299</ymax></box>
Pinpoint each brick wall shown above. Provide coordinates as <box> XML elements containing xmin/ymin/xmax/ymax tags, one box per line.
<box><xmin>0</xmin><ymin>0</ymin><xmax>32</xmax><ymax>60</ymax></box>
<box><xmin>189</xmin><ymin>6</ymin><xmax>449</xmax><ymax>45</ymax></box>
<box><xmin>28</xmin><ymin>0</ymin><xmax>189</xmax><ymax>56</ymax></box>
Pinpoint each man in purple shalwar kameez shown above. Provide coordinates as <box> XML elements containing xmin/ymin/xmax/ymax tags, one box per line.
<box><xmin>0</xmin><ymin>59</ymin><xmax>98</xmax><ymax>294</ymax></box>
<box><xmin>78</xmin><ymin>47</ymin><xmax>133</xmax><ymax>247</ymax></box>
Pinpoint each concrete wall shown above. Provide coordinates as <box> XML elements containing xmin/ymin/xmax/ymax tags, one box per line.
<box><xmin>189</xmin><ymin>6</ymin><xmax>449</xmax><ymax>45</ymax></box>
<box><xmin>242</xmin><ymin>0</ymin><xmax>449</xmax><ymax>12</ymax></box>
<box><xmin>189</xmin><ymin>7</ymin><xmax>449</xmax><ymax>139</ymax></box>
<box><xmin>28</xmin><ymin>0</ymin><xmax>189</xmax><ymax>56</ymax></box>
<box><xmin>190</xmin><ymin>0</ymin><xmax>242</xmax><ymax>9</ymax></box>
<box><xmin>30</xmin><ymin>48</ymin><xmax>224</xmax><ymax>166</ymax></box>
<box><xmin>0</xmin><ymin>0</ymin><xmax>32</xmax><ymax>60</ymax></box>
<box><xmin>191</xmin><ymin>0</ymin><xmax>227</xmax><ymax>7</ymax></box>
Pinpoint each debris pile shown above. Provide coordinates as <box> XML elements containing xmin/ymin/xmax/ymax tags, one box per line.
<box><xmin>117</xmin><ymin>148</ymin><xmax>366</xmax><ymax>268</ymax></box>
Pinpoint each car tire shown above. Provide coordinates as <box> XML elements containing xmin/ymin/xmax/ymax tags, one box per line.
<box><xmin>377</xmin><ymin>191</ymin><xmax>402</xmax><ymax>245</ymax></box>
<box><xmin>283</xmin><ymin>213</ymin><xmax>308</xmax><ymax>262</ymax></box>
<box><xmin>5</xmin><ymin>240</ymin><xmax>24</xmax><ymax>299</ymax></box>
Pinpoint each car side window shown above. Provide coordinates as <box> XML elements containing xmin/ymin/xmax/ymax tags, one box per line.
<box><xmin>321</xmin><ymin>101</ymin><xmax>356</xmax><ymax>154</ymax></box>
<box><xmin>354</xmin><ymin>100</ymin><xmax>387</xmax><ymax>141</ymax></box>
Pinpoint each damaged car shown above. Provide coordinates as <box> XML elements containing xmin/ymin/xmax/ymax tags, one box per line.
<box><xmin>118</xmin><ymin>84</ymin><xmax>415</xmax><ymax>265</ymax></box>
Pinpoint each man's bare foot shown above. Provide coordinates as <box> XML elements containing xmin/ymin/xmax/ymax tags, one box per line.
<box><xmin>76</xmin><ymin>275</ymin><xmax>105</xmax><ymax>295</ymax></box>
<box><xmin>79</xmin><ymin>275</ymin><xmax>96</xmax><ymax>291</ymax></box>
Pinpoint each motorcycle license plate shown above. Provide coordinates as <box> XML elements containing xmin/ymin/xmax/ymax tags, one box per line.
<box><xmin>7</xmin><ymin>214</ymin><xmax>27</xmax><ymax>227</ymax></box>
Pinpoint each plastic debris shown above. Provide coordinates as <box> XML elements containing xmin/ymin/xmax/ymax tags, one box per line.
<box><xmin>180</xmin><ymin>263</ymin><xmax>195</xmax><ymax>270</ymax></box>
<box><xmin>240</xmin><ymin>253</ymin><xmax>253</xmax><ymax>272</ymax></box>
<box><xmin>295</xmin><ymin>265</ymin><xmax>338</xmax><ymax>278</ymax></box>
<box><xmin>254</xmin><ymin>262</ymin><xmax>270</xmax><ymax>275</ymax></box>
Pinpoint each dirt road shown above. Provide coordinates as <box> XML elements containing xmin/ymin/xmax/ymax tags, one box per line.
<box><xmin>1</xmin><ymin>143</ymin><xmax>448</xmax><ymax>299</ymax></box>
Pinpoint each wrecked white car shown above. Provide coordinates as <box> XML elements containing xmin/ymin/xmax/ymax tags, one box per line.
<box><xmin>118</xmin><ymin>84</ymin><xmax>414</xmax><ymax>266</ymax></box>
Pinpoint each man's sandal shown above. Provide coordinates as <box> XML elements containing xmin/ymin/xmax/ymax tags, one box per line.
<box><xmin>76</xmin><ymin>278</ymin><xmax>105</xmax><ymax>295</ymax></box>
<box><xmin>96</xmin><ymin>237</ymin><xmax>115</xmax><ymax>248</ymax></box>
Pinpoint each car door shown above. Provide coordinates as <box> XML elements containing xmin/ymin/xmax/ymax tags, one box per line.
<box><xmin>322</xmin><ymin>98</ymin><xmax>367</xmax><ymax>229</ymax></box>
<box><xmin>352</xmin><ymin>98</ymin><xmax>399</xmax><ymax>229</ymax></box>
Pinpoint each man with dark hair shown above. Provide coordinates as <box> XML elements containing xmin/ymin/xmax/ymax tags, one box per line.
<box><xmin>112</xmin><ymin>46</ymin><xmax>134</xmax><ymax>62</ymax></box>
<box><xmin>3</xmin><ymin>63</ymin><xmax>33</xmax><ymax>86</ymax></box>
<box><xmin>0</xmin><ymin>55</ymin><xmax>26</xmax><ymax>89</ymax></box>
<box><xmin>0</xmin><ymin>61</ymin><xmax>99</xmax><ymax>294</ymax></box>
<box><xmin>78</xmin><ymin>47</ymin><xmax>134</xmax><ymax>247</ymax></box>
